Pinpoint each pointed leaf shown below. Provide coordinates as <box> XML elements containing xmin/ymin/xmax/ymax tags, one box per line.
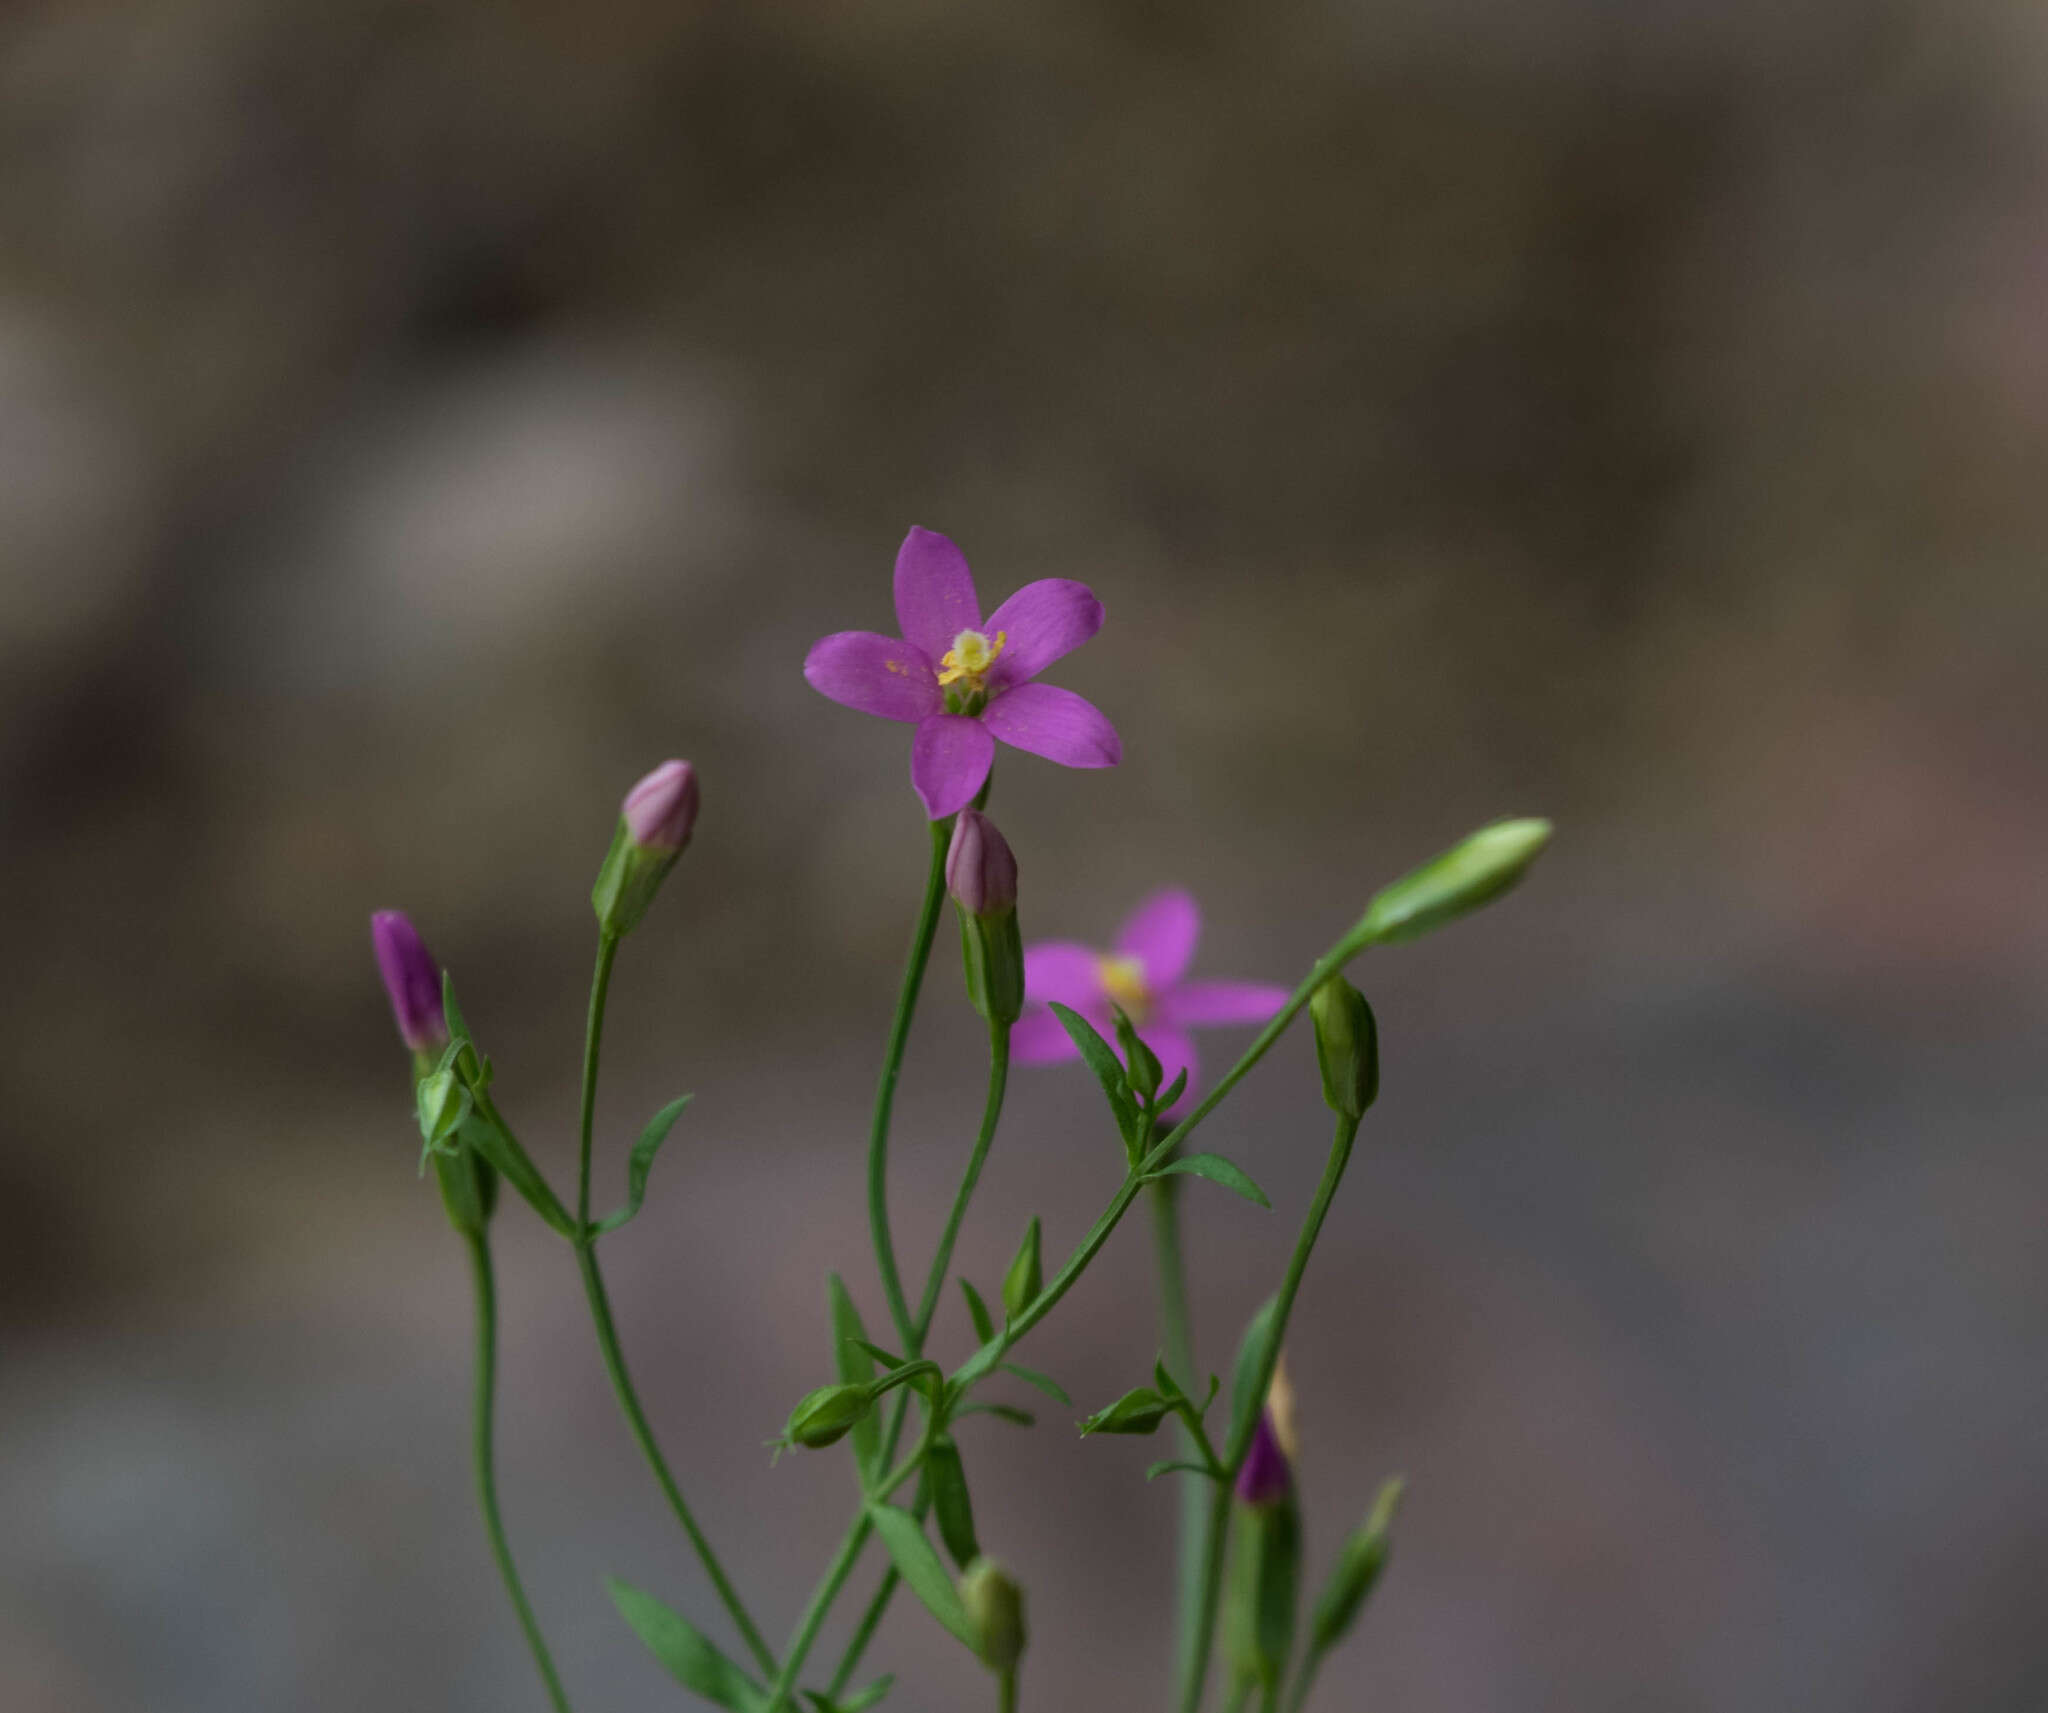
<box><xmin>1309</xmin><ymin>1478</ymin><xmax>1405</xmax><ymax>1656</ymax></box>
<box><xmin>805</xmin><ymin>1677</ymin><xmax>896</xmax><ymax>1713</ymax></box>
<box><xmin>1080</xmin><ymin>1386</ymin><xmax>1174</xmax><ymax>1436</ymax></box>
<box><xmin>1156</xmin><ymin>1067</ymin><xmax>1189</xmax><ymax>1113</ymax></box>
<box><xmin>1149</xmin><ymin>1153</ymin><xmax>1270</xmax><ymax>1209</ymax></box>
<box><xmin>867</xmin><ymin>1504</ymin><xmax>974</xmax><ymax>1647</ymax></box>
<box><xmin>1146</xmin><ymin>1459</ymin><xmax>1222</xmax><ymax>1482</ymax></box>
<box><xmin>607</xmin><ymin>1576</ymin><xmax>765</xmax><ymax>1711</ymax></box>
<box><xmin>956</xmin><ymin>1402</ymin><xmax>1036</xmax><ymax>1427</ymax></box>
<box><xmin>1229</xmin><ymin>1295</ymin><xmax>1281</xmax><ymax>1456</ymax></box>
<box><xmin>594</xmin><ymin>1094</ymin><xmax>693</xmax><ymax>1233</ymax></box>
<box><xmin>1047</xmin><ymin>1001</ymin><xmax>1140</xmax><ymax>1139</ymax></box>
<box><xmin>958</xmin><ymin>1278</ymin><xmax>996</xmax><ymax>1345</ymax></box>
<box><xmin>828</xmin><ymin>1274</ymin><xmax>880</xmax><ymax>1476</ymax></box>
<box><xmin>926</xmin><ymin>1437</ymin><xmax>980</xmax><ymax>1570</ymax></box>
<box><xmin>999</xmin><ymin>1362</ymin><xmax>1070</xmax><ymax>1405</ymax></box>
<box><xmin>440</xmin><ymin>970</ymin><xmax>472</xmax><ymax>1050</ymax></box>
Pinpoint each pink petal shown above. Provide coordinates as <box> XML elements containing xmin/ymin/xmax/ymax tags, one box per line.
<box><xmin>894</xmin><ymin>527</ymin><xmax>983</xmax><ymax>663</ymax></box>
<box><xmin>1135</xmin><ymin>1024</ymin><xmax>1199</xmax><ymax>1115</ymax></box>
<box><xmin>910</xmin><ymin>714</ymin><xmax>995</xmax><ymax>819</ymax></box>
<box><xmin>984</xmin><ymin>579</ymin><xmax>1104</xmax><ymax>690</ymax></box>
<box><xmin>1012</xmin><ymin>1008</ymin><xmax>1085</xmax><ymax>1064</ymax></box>
<box><xmin>1024</xmin><ymin>941</ymin><xmax>1106</xmax><ymax>1010</ymax></box>
<box><xmin>1115</xmin><ymin>888</ymin><xmax>1201</xmax><ymax>988</ymax></box>
<box><xmin>804</xmin><ymin>631</ymin><xmax>941</xmax><ymax>722</ymax></box>
<box><xmin>981</xmin><ymin>682</ymin><xmax>1121</xmax><ymax>769</ymax></box>
<box><xmin>1159</xmin><ymin>980</ymin><xmax>1292</xmax><ymax>1028</ymax></box>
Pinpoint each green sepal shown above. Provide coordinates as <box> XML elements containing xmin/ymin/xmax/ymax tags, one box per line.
<box><xmin>592</xmin><ymin>1094</ymin><xmax>693</xmax><ymax>1234</ymax></box>
<box><xmin>957</xmin><ymin>906</ymin><xmax>1025</xmax><ymax>1027</ymax></box>
<box><xmin>1000</xmin><ymin>1216</ymin><xmax>1042</xmax><ymax>1320</ymax></box>
<box><xmin>1112</xmin><ymin>1007</ymin><xmax>1161</xmax><ymax>1104</ymax></box>
<box><xmin>1310</xmin><ymin>979</ymin><xmax>1379</xmax><ymax>1121</ymax></box>
<box><xmin>415</xmin><ymin>1065</ymin><xmax>472</xmax><ymax>1156</ymax></box>
<box><xmin>591</xmin><ymin>818</ymin><xmax>682</xmax><ymax>938</ymax></box>
<box><xmin>828</xmin><ymin>1273</ymin><xmax>881</xmax><ymax>1477</ymax></box>
<box><xmin>430</xmin><ymin>1142</ymin><xmax>492</xmax><ymax>1237</ymax></box>
<box><xmin>1079</xmin><ymin>1386</ymin><xmax>1174</xmax><ymax>1436</ymax></box>
<box><xmin>1307</xmin><ymin>1477</ymin><xmax>1404</xmax><ymax>1657</ymax></box>
<box><xmin>867</xmin><ymin>1503</ymin><xmax>975</xmax><ymax>1648</ymax></box>
<box><xmin>1156</xmin><ymin>1066</ymin><xmax>1189</xmax><ymax>1113</ymax></box>
<box><xmin>1146</xmin><ymin>1153</ymin><xmax>1270</xmax><ymax>1209</ymax></box>
<box><xmin>781</xmin><ymin>1383</ymin><xmax>875</xmax><ymax>1451</ymax></box>
<box><xmin>926</xmin><ymin>1437</ymin><xmax>980</xmax><ymax>1570</ymax></box>
<box><xmin>1146</xmin><ymin>1459</ymin><xmax>1222</xmax><ymax>1483</ymax></box>
<box><xmin>1227</xmin><ymin>1296</ymin><xmax>1281</xmax><ymax>1458</ymax></box>
<box><xmin>1224</xmin><ymin>1495</ymin><xmax>1301</xmax><ymax>1693</ymax></box>
<box><xmin>1355</xmin><ymin>818</ymin><xmax>1551</xmax><ymax>947</ymax></box>
<box><xmin>959</xmin><ymin>1278</ymin><xmax>997</xmax><ymax>1345</ymax></box>
<box><xmin>1046</xmin><ymin>1002</ymin><xmax>1141</xmax><ymax>1149</ymax></box>
<box><xmin>804</xmin><ymin>1675</ymin><xmax>895</xmax><ymax>1713</ymax></box>
<box><xmin>998</xmin><ymin>1362</ymin><xmax>1069</xmax><ymax>1405</ymax></box>
<box><xmin>607</xmin><ymin>1575</ymin><xmax>767</xmax><ymax>1711</ymax></box>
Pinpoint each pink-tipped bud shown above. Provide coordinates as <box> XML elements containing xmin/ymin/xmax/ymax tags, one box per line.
<box><xmin>622</xmin><ymin>759</ymin><xmax>700</xmax><ymax>852</ymax></box>
<box><xmin>1235</xmin><ymin>1407</ymin><xmax>1293</xmax><ymax>1506</ymax></box>
<box><xmin>946</xmin><ymin>809</ymin><xmax>1018</xmax><ymax>918</ymax></box>
<box><xmin>371</xmin><ymin>910</ymin><xmax>447</xmax><ymax>1054</ymax></box>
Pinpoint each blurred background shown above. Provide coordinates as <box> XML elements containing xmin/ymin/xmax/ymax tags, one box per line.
<box><xmin>4</xmin><ymin>1</ymin><xmax>2047</xmax><ymax>1708</ymax></box>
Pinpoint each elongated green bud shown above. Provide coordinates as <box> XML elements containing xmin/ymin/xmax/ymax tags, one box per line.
<box><xmin>592</xmin><ymin>760</ymin><xmax>700</xmax><ymax>937</ymax></box>
<box><xmin>1357</xmin><ymin>817</ymin><xmax>1551</xmax><ymax>946</ymax></box>
<box><xmin>959</xmin><ymin>1557</ymin><xmax>1027</xmax><ymax>1672</ymax></box>
<box><xmin>927</xmin><ymin>1437</ymin><xmax>980</xmax><ymax>1569</ymax></box>
<box><xmin>1112</xmin><ymin>1008</ymin><xmax>1161</xmax><ymax>1104</ymax></box>
<box><xmin>1002</xmin><ymin>1216</ymin><xmax>1042</xmax><ymax>1320</ymax></box>
<box><xmin>949</xmin><ymin>810</ymin><xmax>1025</xmax><ymax>1026</ymax></box>
<box><xmin>1226</xmin><ymin>1490</ymin><xmax>1301</xmax><ymax>1695</ymax></box>
<box><xmin>782</xmin><ymin>1382</ymin><xmax>873</xmax><ymax>1450</ymax></box>
<box><xmin>1309</xmin><ymin>1477</ymin><xmax>1403</xmax><ymax>1656</ymax></box>
<box><xmin>1309</xmin><ymin>978</ymin><xmax>1379</xmax><ymax>1120</ymax></box>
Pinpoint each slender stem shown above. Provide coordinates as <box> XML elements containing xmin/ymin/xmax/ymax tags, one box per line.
<box><xmin>463</xmin><ymin>1227</ymin><xmax>573</xmax><ymax>1713</ymax></box>
<box><xmin>574</xmin><ymin>1239</ymin><xmax>778</xmax><ymax>1677</ymax></box>
<box><xmin>1149</xmin><ymin>1171</ymin><xmax>1212</xmax><ymax>1708</ymax></box>
<box><xmin>575</xmin><ymin>933</ymin><xmax>619</xmax><ymax>1228</ymax></box>
<box><xmin>763</xmin><ymin>1510</ymin><xmax>875</xmax><ymax>1713</ymax></box>
<box><xmin>869</xmin><ymin>818</ymin><xmax>953</xmax><ymax>1348</ymax></box>
<box><xmin>1224</xmin><ymin>1678</ymin><xmax>1252</xmax><ymax>1713</ymax></box>
<box><xmin>913</xmin><ymin>1022</ymin><xmax>1012</xmax><ymax>1346</ymax></box>
<box><xmin>825</xmin><ymin>1403</ymin><xmax>920</xmax><ymax>1698</ymax></box>
<box><xmin>1181</xmin><ymin>1109</ymin><xmax>1364</xmax><ymax>1713</ymax></box>
<box><xmin>1000</xmin><ymin>1665</ymin><xmax>1019</xmax><ymax>1713</ymax></box>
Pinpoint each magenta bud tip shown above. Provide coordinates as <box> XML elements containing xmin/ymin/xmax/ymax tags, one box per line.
<box><xmin>370</xmin><ymin>909</ymin><xmax>447</xmax><ymax>1053</ymax></box>
<box><xmin>622</xmin><ymin>759</ymin><xmax>700</xmax><ymax>852</ymax></box>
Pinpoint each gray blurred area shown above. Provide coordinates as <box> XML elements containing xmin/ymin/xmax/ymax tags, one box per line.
<box><xmin>4</xmin><ymin>1</ymin><xmax>2047</xmax><ymax>1708</ymax></box>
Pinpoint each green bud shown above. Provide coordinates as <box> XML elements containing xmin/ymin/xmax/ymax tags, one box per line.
<box><xmin>1309</xmin><ymin>978</ymin><xmax>1379</xmax><ymax>1120</ymax></box>
<box><xmin>783</xmin><ymin>1382</ymin><xmax>874</xmax><ymax>1450</ymax></box>
<box><xmin>1001</xmin><ymin>1216</ymin><xmax>1042</xmax><ymax>1321</ymax></box>
<box><xmin>1079</xmin><ymin>1386</ymin><xmax>1174</xmax><ymax>1436</ymax></box>
<box><xmin>1112</xmin><ymin>1008</ymin><xmax>1161</xmax><ymax>1104</ymax></box>
<box><xmin>959</xmin><ymin>1557</ymin><xmax>1027</xmax><ymax>1672</ymax></box>
<box><xmin>1357</xmin><ymin>818</ymin><xmax>1552</xmax><ymax>946</ymax></box>
<box><xmin>957</xmin><ymin>905</ymin><xmax>1025</xmax><ymax>1028</ymax></box>
<box><xmin>590</xmin><ymin>824</ymin><xmax>678</xmax><ymax>939</ymax></box>
<box><xmin>430</xmin><ymin>1146</ymin><xmax>494</xmax><ymax>1236</ymax></box>
<box><xmin>1225</xmin><ymin>1492</ymin><xmax>1301</xmax><ymax>1694</ymax></box>
<box><xmin>415</xmin><ymin>1065</ymin><xmax>471</xmax><ymax>1151</ymax></box>
<box><xmin>927</xmin><ymin>1437</ymin><xmax>980</xmax><ymax>1569</ymax></box>
<box><xmin>1309</xmin><ymin>1477</ymin><xmax>1403</xmax><ymax>1657</ymax></box>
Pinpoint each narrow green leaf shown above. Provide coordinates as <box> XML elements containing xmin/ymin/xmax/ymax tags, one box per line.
<box><xmin>956</xmin><ymin>1402</ymin><xmax>1036</xmax><ymax>1427</ymax></box>
<box><xmin>1228</xmin><ymin>1296</ymin><xmax>1281</xmax><ymax>1455</ymax></box>
<box><xmin>867</xmin><ymin>1504</ymin><xmax>974</xmax><ymax>1647</ymax></box>
<box><xmin>1149</xmin><ymin>1153</ymin><xmax>1271</xmax><ymax>1209</ymax></box>
<box><xmin>1146</xmin><ymin>1459</ymin><xmax>1222</xmax><ymax>1482</ymax></box>
<box><xmin>1156</xmin><ymin>1066</ymin><xmax>1189</xmax><ymax>1114</ymax></box>
<box><xmin>1047</xmin><ymin>1001</ymin><xmax>1140</xmax><ymax>1139</ymax></box>
<box><xmin>926</xmin><ymin>1437</ymin><xmax>980</xmax><ymax>1570</ymax></box>
<box><xmin>999</xmin><ymin>1362</ymin><xmax>1070</xmax><ymax>1405</ymax></box>
<box><xmin>959</xmin><ymin>1278</ymin><xmax>996</xmax><ymax>1345</ymax></box>
<box><xmin>827</xmin><ymin>1274</ymin><xmax>880</xmax><ymax>1476</ymax></box>
<box><xmin>855</xmin><ymin>1338</ymin><xmax>907</xmax><ymax>1370</ymax></box>
<box><xmin>804</xmin><ymin>1676</ymin><xmax>895</xmax><ymax>1713</ymax></box>
<box><xmin>465</xmin><ymin>1114</ymin><xmax>577</xmax><ymax>1238</ymax></box>
<box><xmin>439</xmin><ymin>970</ymin><xmax>472</xmax><ymax>1051</ymax></box>
<box><xmin>593</xmin><ymin>1094</ymin><xmax>693</xmax><ymax>1233</ymax></box>
<box><xmin>1080</xmin><ymin>1386</ymin><xmax>1174</xmax><ymax>1436</ymax></box>
<box><xmin>607</xmin><ymin>1576</ymin><xmax>765</xmax><ymax>1711</ymax></box>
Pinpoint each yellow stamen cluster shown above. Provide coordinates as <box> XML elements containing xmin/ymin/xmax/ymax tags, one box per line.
<box><xmin>1097</xmin><ymin>953</ymin><xmax>1152</xmax><ymax>1021</ymax></box>
<box><xmin>936</xmin><ymin>628</ymin><xmax>1007</xmax><ymax>690</ymax></box>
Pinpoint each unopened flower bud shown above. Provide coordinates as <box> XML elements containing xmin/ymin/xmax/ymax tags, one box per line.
<box><xmin>959</xmin><ymin>1557</ymin><xmax>1027</xmax><ymax>1672</ymax></box>
<box><xmin>1001</xmin><ymin>1216</ymin><xmax>1042</xmax><ymax>1321</ymax></box>
<box><xmin>946</xmin><ymin>809</ymin><xmax>1017</xmax><ymax>917</ymax></box>
<box><xmin>1308</xmin><ymin>1477</ymin><xmax>1403</xmax><ymax>1657</ymax></box>
<box><xmin>593</xmin><ymin>760</ymin><xmax>701</xmax><ymax>937</ymax></box>
<box><xmin>622</xmin><ymin>759</ymin><xmax>700</xmax><ymax>852</ymax></box>
<box><xmin>1236</xmin><ymin>1409</ymin><xmax>1293</xmax><ymax>1507</ymax></box>
<box><xmin>783</xmin><ymin>1382</ymin><xmax>873</xmax><ymax>1450</ymax></box>
<box><xmin>1309</xmin><ymin>978</ymin><xmax>1379</xmax><ymax>1120</ymax></box>
<box><xmin>371</xmin><ymin>910</ymin><xmax>447</xmax><ymax>1055</ymax></box>
<box><xmin>1358</xmin><ymin>817</ymin><xmax>1552</xmax><ymax>946</ymax></box>
<box><xmin>949</xmin><ymin>811</ymin><xmax>1024</xmax><ymax>1026</ymax></box>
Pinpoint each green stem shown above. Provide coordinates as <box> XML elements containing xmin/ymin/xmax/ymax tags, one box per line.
<box><xmin>913</xmin><ymin>1022</ymin><xmax>1012</xmax><ymax>1346</ymax></box>
<box><xmin>463</xmin><ymin>1227</ymin><xmax>573</xmax><ymax>1713</ymax></box>
<box><xmin>869</xmin><ymin>818</ymin><xmax>953</xmax><ymax>1348</ymax></box>
<box><xmin>1180</xmin><ymin>1108</ymin><xmax>1364</xmax><ymax>1713</ymax></box>
<box><xmin>574</xmin><ymin>1240</ymin><xmax>777</xmax><ymax>1675</ymax></box>
<box><xmin>825</xmin><ymin>1402</ymin><xmax>920</xmax><ymax>1698</ymax></box>
<box><xmin>1000</xmin><ymin>1664</ymin><xmax>1019</xmax><ymax>1713</ymax></box>
<box><xmin>1149</xmin><ymin>1171</ymin><xmax>1212</xmax><ymax>1707</ymax></box>
<box><xmin>763</xmin><ymin>1510</ymin><xmax>875</xmax><ymax>1713</ymax></box>
<box><xmin>575</xmin><ymin>933</ymin><xmax>619</xmax><ymax>1228</ymax></box>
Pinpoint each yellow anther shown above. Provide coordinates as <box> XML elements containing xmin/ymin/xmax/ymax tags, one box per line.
<box><xmin>1098</xmin><ymin>953</ymin><xmax>1151</xmax><ymax>1021</ymax></box>
<box><xmin>936</xmin><ymin>628</ymin><xmax>1007</xmax><ymax>689</ymax></box>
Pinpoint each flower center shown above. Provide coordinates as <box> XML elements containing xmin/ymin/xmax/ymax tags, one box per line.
<box><xmin>936</xmin><ymin>628</ymin><xmax>1006</xmax><ymax>691</ymax></box>
<box><xmin>1098</xmin><ymin>953</ymin><xmax>1152</xmax><ymax>1021</ymax></box>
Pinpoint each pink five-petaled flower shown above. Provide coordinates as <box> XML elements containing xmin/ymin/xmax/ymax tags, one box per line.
<box><xmin>803</xmin><ymin>527</ymin><xmax>1120</xmax><ymax>819</ymax></box>
<box><xmin>1012</xmin><ymin>888</ymin><xmax>1290</xmax><ymax>1114</ymax></box>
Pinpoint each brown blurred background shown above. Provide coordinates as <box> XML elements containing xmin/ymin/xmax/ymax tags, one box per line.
<box><xmin>4</xmin><ymin>1</ymin><xmax>2047</xmax><ymax>1708</ymax></box>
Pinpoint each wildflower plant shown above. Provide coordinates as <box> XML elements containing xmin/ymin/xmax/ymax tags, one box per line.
<box><xmin>370</xmin><ymin>527</ymin><xmax>1551</xmax><ymax>1713</ymax></box>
